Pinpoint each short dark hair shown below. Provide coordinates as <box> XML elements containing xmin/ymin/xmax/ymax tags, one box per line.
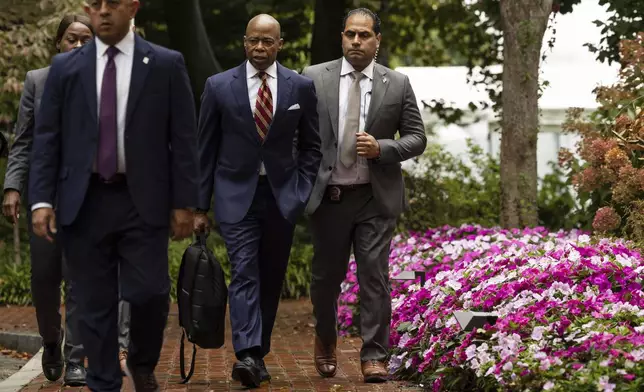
<box><xmin>54</xmin><ymin>14</ymin><xmax>94</xmax><ymax>48</ymax></box>
<box><xmin>342</xmin><ymin>8</ymin><xmax>381</xmax><ymax>35</ymax></box>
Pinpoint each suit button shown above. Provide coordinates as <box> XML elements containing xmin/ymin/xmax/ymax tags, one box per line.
<box><xmin>328</xmin><ymin>166</ymin><xmax>332</xmax><ymax>171</ymax></box>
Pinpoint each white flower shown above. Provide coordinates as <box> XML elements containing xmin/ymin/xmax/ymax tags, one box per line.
<box><xmin>398</xmin><ymin>333</ymin><xmax>411</xmax><ymax>348</ymax></box>
<box><xmin>582</xmin><ymin>321</ymin><xmax>596</xmax><ymax>330</ymax></box>
<box><xmin>539</xmin><ymin>359</ymin><xmax>551</xmax><ymax>371</ymax></box>
<box><xmin>502</xmin><ymin>362</ymin><xmax>513</xmax><ymax>371</ymax></box>
<box><xmin>531</xmin><ymin>326</ymin><xmax>547</xmax><ymax>341</ymax></box>
<box><xmin>597</xmin><ymin>376</ymin><xmax>615</xmax><ymax>392</ymax></box>
<box><xmin>435</xmin><ymin>271</ymin><xmax>450</xmax><ymax>282</ymax></box>
<box><xmin>615</xmin><ymin>254</ymin><xmax>633</xmax><ymax>268</ymax></box>
<box><xmin>466</xmin><ymin>344</ymin><xmax>477</xmax><ymax>360</ymax></box>
<box><xmin>578</xmin><ymin>234</ymin><xmax>590</xmax><ymax>244</ymax></box>
<box><xmin>534</xmin><ymin>351</ymin><xmax>547</xmax><ymax>360</ymax></box>
<box><xmin>446</xmin><ymin>279</ymin><xmax>462</xmax><ymax>291</ymax></box>
<box><xmin>543</xmin><ymin>381</ymin><xmax>555</xmax><ymax>391</ymax></box>
<box><xmin>630</xmin><ymin>349</ymin><xmax>644</xmax><ymax>361</ymax></box>
<box><xmin>568</xmin><ymin>249</ymin><xmax>581</xmax><ymax>262</ymax></box>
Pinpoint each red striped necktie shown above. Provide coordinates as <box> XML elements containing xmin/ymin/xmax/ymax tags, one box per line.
<box><xmin>253</xmin><ymin>71</ymin><xmax>273</xmax><ymax>141</ymax></box>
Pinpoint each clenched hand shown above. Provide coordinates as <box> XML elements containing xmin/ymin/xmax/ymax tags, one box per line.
<box><xmin>32</xmin><ymin>207</ymin><xmax>57</xmax><ymax>242</ymax></box>
<box><xmin>356</xmin><ymin>132</ymin><xmax>381</xmax><ymax>159</ymax></box>
<box><xmin>193</xmin><ymin>212</ymin><xmax>210</xmax><ymax>234</ymax></box>
<box><xmin>171</xmin><ymin>209</ymin><xmax>194</xmax><ymax>240</ymax></box>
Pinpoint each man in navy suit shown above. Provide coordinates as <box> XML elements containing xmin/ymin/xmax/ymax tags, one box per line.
<box><xmin>29</xmin><ymin>1</ymin><xmax>198</xmax><ymax>391</ymax></box>
<box><xmin>194</xmin><ymin>14</ymin><xmax>321</xmax><ymax>389</ymax></box>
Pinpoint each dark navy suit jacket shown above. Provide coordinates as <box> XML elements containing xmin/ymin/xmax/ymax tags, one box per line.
<box><xmin>28</xmin><ymin>35</ymin><xmax>198</xmax><ymax>227</ymax></box>
<box><xmin>197</xmin><ymin>61</ymin><xmax>322</xmax><ymax>225</ymax></box>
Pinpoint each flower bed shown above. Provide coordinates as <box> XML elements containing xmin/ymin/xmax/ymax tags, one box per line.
<box><xmin>338</xmin><ymin>225</ymin><xmax>644</xmax><ymax>391</ymax></box>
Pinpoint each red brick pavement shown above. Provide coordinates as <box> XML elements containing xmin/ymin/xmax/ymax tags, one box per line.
<box><xmin>1</xmin><ymin>300</ymin><xmax>422</xmax><ymax>392</ymax></box>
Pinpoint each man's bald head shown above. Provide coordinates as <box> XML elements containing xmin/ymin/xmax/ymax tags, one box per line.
<box><xmin>246</xmin><ymin>14</ymin><xmax>281</xmax><ymax>38</ymax></box>
<box><xmin>244</xmin><ymin>14</ymin><xmax>284</xmax><ymax>71</ymax></box>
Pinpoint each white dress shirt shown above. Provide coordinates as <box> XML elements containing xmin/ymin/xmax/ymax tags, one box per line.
<box><xmin>329</xmin><ymin>57</ymin><xmax>374</xmax><ymax>185</ymax></box>
<box><xmin>246</xmin><ymin>61</ymin><xmax>277</xmax><ymax>175</ymax></box>
<box><xmin>32</xmin><ymin>32</ymin><xmax>135</xmax><ymax>212</ymax></box>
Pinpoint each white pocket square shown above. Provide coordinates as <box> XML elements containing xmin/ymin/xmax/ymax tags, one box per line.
<box><xmin>287</xmin><ymin>103</ymin><xmax>300</xmax><ymax>111</ymax></box>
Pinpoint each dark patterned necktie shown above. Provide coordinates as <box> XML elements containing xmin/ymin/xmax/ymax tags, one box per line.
<box><xmin>253</xmin><ymin>72</ymin><xmax>273</xmax><ymax>141</ymax></box>
<box><xmin>98</xmin><ymin>46</ymin><xmax>119</xmax><ymax>180</ymax></box>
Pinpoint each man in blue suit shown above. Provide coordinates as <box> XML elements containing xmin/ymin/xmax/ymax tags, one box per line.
<box><xmin>29</xmin><ymin>1</ymin><xmax>198</xmax><ymax>391</ymax></box>
<box><xmin>194</xmin><ymin>14</ymin><xmax>321</xmax><ymax>389</ymax></box>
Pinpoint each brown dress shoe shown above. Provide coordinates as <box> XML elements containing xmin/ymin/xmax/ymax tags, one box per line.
<box><xmin>314</xmin><ymin>336</ymin><xmax>337</xmax><ymax>377</ymax></box>
<box><xmin>361</xmin><ymin>360</ymin><xmax>388</xmax><ymax>383</ymax></box>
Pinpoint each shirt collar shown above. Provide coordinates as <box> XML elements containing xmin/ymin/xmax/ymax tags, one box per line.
<box><xmin>246</xmin><ymin>60</ymin><xmax>278</xmax><ymax>79</ymax></box>
<box><xmin>340</xmin><ymin>57</ymin><xmax>375</xmax><ymax>80</ymax></box>
<box><xmin>96</xmin><ymin>30</ymin><xmax>135</xmax><ymax>59</ymax></box>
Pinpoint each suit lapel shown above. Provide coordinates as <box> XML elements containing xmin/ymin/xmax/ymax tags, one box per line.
<box><xmin>230</xmin><ymin>62</ymin><xmax>261</xmax><ymax>143</ymax></box>
<box><xmin>80</xmin><ymin>40</ymin><xmax>98</xmax><ymax>126</ymax></box>
<box><xmin>270</xmin><ymin>63</ymin><xmax>292</xmax><ymax>132</ymax></box>
<box><xmin>322</xmin><ymin>59</ymin><xmax>342</xmax><ymax>140</ymax></box>
<box><xmin>365</xmin><ymin>64</ymin><xmax>389</xmax><ymax>131</ymax></box>
<box><xmin>125</xmin><ymin>35</ymin><xmax>153</xmax><ymax>130</ymax></box>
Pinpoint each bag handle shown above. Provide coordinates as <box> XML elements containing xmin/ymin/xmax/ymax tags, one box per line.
<box><xmin>196</xmin><ymin>231</ymin><xmax>208</xmax><ymax>247</ymax></box>
<box><xmin>179</xmin><ymin>330</ymin><xmax>197</xmax><ymax>383</ymax></box>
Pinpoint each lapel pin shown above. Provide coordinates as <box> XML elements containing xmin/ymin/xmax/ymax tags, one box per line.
<box><xmin>382</xmin><ymin>76</ymin><xmax>387</xmax><ymax>84</ymax></box>
<box><xmin>143</xmin><ymin>57</ymin><xmax>149</xmax><ymax>64</ymax></box>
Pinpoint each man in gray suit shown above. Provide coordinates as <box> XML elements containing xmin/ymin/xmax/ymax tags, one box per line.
<box><xmin>302</xmin><ymin>8</ymin><xmax>426</xmax><ymax>383</ymax></box>
<box><xmin>2</xmin><ymin>16</ymin><xmax>94</xmax><ymax>386</ymax></box>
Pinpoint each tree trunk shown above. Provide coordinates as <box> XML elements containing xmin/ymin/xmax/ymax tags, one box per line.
<box><xmin>499</xmin><ymin>0</ymin><xmax>552</xmax><ymax>228</ymax></box>
<box><xmin>163</xmin><ymin>0</ymin><xmax>223</xmax><ymax>107</ymax></box>
<box><xmin>310</xmin><ymin>0</ymin><xmax>346</xmax><ymax>65</ymax></box>
<box><xmin>13</xmin><ymin>223</ymin><xmax>21</xmax><ymax>265</ymax></box>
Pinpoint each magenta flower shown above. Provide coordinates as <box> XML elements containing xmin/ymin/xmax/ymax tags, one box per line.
<box><xmin>337</xmin><ymin>225</ymin><xmax>644</xmax><ymax>390</ymax></box>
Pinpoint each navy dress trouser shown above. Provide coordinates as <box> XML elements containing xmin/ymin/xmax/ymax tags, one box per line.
<box><xmin>219</xmin><ymin>176</ymin><xmax>295</xmax><ymax>359</ymax></box>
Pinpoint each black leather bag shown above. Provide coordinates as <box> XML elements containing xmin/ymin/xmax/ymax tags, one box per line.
<box><xmin>176</xmin><ymin>232</ymin><xmax>228</xmax><ymax>383</ymax></box>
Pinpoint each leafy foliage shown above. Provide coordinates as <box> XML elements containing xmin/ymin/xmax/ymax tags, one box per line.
<box><xmin>0</xmin><ymin>0</ymin><xmax>81</xmax><ymax>123</ymax></box>
<box><xmin>586</xmin><ymin>0</ymin><xmax>644</xmax><ymax>65</ymax></box>
<box><xmin>398</xmin><ymin>140</ymin><xmax>587</xmax><ymax>233</ymax></box>
<box><xmin>560</xmin><ymin>33</ymin><xmax>644</xmax><ymax>241</ymax></box>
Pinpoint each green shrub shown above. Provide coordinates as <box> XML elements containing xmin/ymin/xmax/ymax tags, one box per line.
<box><xmin>0</xmin><ymin>258</ymin><xmax>32</xmax><ymax>306</ymax></box>
<box><xmin>399</xmin><ymin>139</ymin><xmax>589</xmax><ymax>233</ymax></box>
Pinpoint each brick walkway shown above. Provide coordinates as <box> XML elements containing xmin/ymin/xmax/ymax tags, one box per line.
<box><xmin>1</xmin><ymin>300</ymin><xmax>422</xmax><ymax>391</ymax></box>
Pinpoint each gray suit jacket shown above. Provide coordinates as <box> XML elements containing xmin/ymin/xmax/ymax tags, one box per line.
<box><xmin>4</xmin><ymin>66</ymin><xmax>50</xmax><ymax>197</ymax></box>
<box><xmin>302</xmin><ymin>58</ymin><xmax>426</xmax><ymax>218</ymax></box>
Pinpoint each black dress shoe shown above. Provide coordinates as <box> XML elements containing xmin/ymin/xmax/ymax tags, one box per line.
<box><xmin>63</xmin><ymin>363</ymin><xmax>86</xmax><ymax>386</ymax></box>
<box><xmin>124</xmin><ymin>362</ymin><xmax>160</xmax><ymax>392</ymax></box>
<box><xmin>258</xmin><ymin>359</ymin><xmax>270</xmax><ymax>382</ymax></box>
<box><xmin>231</xmin><ymin>357</ymin><xmax>261</xmax><ymax>388</ymax></box>
<box><xmin>41</xmin><ymin>342</ymin><xmax>64</xmax><ymax>382</ymax></box>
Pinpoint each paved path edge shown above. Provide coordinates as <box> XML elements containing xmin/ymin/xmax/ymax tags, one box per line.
<box><xmin>0</xmin><ymin>349</ymin><xmax>42</xmax><ymax>392</ymax></box>
<box><xmin>0</xmin><ymin>332</ymin><xmax>41</xmax><ymax>356</ymax></box>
